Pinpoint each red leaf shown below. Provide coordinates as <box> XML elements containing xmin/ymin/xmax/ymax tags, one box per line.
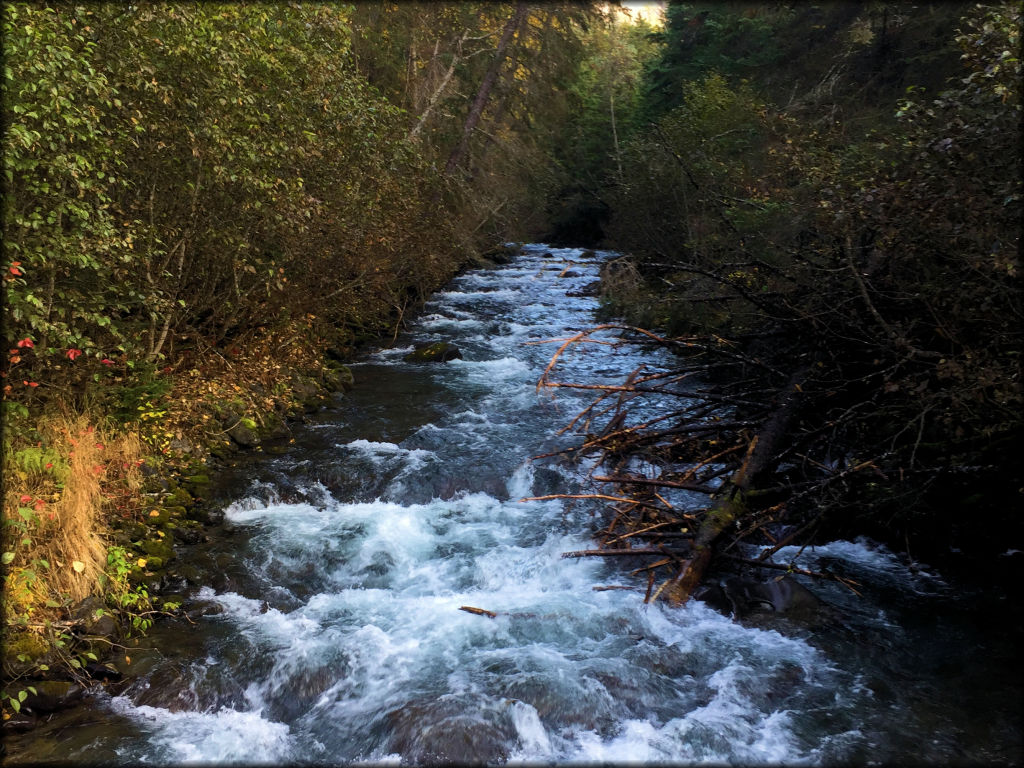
<box><xmin>20</xmin><ymin>495</ymin><xmax>32</xmax><ymax>504</ymax></box>
<box><xmin>25</xmin><ymin>381</ymin><xmax>39</xmax><ymax>388</ymax></box>
<box><xmin>67</xmin><ymin>349</ymin><xmax>83</xmax><ymax>361</ymax></box>
<box><xmin>101</xmin><ymin>358</ymin><xmax>114</xmax><ymax>365</ymax></box>
<box><xmin>16</xmin><ymin>338</ymin><xmax>34</xmax><ymax>348</ymax></box>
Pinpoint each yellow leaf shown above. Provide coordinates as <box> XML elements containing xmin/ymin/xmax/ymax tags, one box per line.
<box><xmin>137</xmin><ymin>558</ymin><xmax>147</xmax><ymax>568</ymax></box>
<box><xmin>72</xmin><ymin>560</ymin><xmax>85</xmax><ymax>573</ymax></box>
<box><xmin>125</xmin><ymin>655</ymin><xmax>131</xmax><ymax>665</ymax></box>
<box><xmin>149</xmin><ymin>510</ymin><xmax>160</xmax><ymax>517</ymax></box>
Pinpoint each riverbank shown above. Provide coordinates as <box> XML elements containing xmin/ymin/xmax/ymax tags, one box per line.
<box><xmin>1</xmin><ymin>246</ymin><xmax>528</xmax><ymax>730</ymax></box>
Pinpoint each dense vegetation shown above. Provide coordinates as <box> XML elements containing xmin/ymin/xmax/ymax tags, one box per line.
<box><xmin>2</xmin><ymin>0</ymin><xmax>1020</xmax><ymax>717</ymax></box>
<box><xmin>564</xmin><ymin>1</ymin><xmax>1021</xmax><ymax>580</ymax></box>
<box><xmin>0</xmin><ymin>1</ymin><xmax>610</xmax><ymax>713</ymax></box>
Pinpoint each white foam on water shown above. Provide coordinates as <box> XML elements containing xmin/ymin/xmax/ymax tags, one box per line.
<box><xmin>108</xmin><ymin>698</ymin><xmax>294</xmax><ymax>764</ymax></box>
<box><xmin>93</xmin><ymin>247</ymin><xmax>920</xmax><ymax>765</ymax></box>
<box><xmin>434</xmin><ymin>288</ymin><xmax>520</xmax><ymax>302</ymax></box>
<box><xmin>765</xmin><ymin>536</ymin><xmax>947</xmax><ymax>592</ymax></box>
<box><xmin>342</xmin><ymin>438</ymin><xmax>435</xmax><ymax>471</ymax></box>
<box><xmin>448</xmin><ymin>355</ymin><xmax>532</xmax><ymax>381</ymax></box>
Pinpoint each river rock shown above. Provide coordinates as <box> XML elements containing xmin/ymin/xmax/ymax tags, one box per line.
<box><xmin>71</xmin><ymin>595</ymin><xmax>118</xmax><ymax>637</ymax></box>
<box><xmin>403</xmin><ymin>342</ymin><xmax>463</xmax><ymax>363</ymax></box>
<box><xmin>1</xmin><ymin>710</ymin><xmax>37</xmax><ymax>732</ymax></box>
<box><xmin>324</xmin><ymin>360</ymin><xmax>355</xmax><ymax>391</ymax></box>
<box><xmin>697</xmin><ymin>575</ymin><xmax>823</xmax><ymax>622</ymax></box>
<box><xmin>227</xmin><ymin>419</ymin><xmax>260</xmax><ymax>447</ymax></box>
<box><xmin>481</xmin><ymin>243</ymin><xmax>520</xmax><ymax>265</ymax></box>
<box><xmin>385</xmin><ymin>698</ymin><xmax>516</xmax><ymax>764</ymax></box>
<box><xmin>21</xmin><ymin>680</ymin><xmax>84</xmax><ymax>713</ymax></box>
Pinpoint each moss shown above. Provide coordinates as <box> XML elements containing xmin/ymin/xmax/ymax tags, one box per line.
<box><xmin>141</xmin><ymin>537</ymin><xmax>175</xmax><ymax>563</ymax></box>
<box><xmin>164</xmin><ymin>487</ymin><xmax>193</xmax><ymax>507</ymax></box>
<box><xmin>208</xmin><ymin>439</ymin><xmax>237</xmax><ymax>458</ymax></box>
<box><xmin>146</xmin><ymin>508</ymin><xmax>173</xmax><ymax>525</ymax></box>
<box><xmin>324</xmin><ymin>360</ymin><xmax>355</xmax><ymax>391</ymax></box>
<box><xmin>4</xmin><ymin>632</ymin><xmax>49</xmax><ymax>663</ymax></box>
<box><xmin>403</xmin><ymin>342</ymin><xmax>462</xmax><ymax>363</ymax></box>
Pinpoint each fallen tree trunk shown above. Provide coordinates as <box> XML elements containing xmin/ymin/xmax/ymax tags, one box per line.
<box><xmin>665</xmin><ymin>368</ymin><xmax>808</xmax><ymax>605</ymax></box>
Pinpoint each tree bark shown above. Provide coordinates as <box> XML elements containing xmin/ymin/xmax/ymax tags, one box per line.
<box><xmin>444</xmin><ymin>2</ymin><xmax>528</xmax><ymax>175</ymax></box>
<box><xmin>665</xmin><ymin>368</ymin><xmax>808</xmax><ymax>605</ymax></box>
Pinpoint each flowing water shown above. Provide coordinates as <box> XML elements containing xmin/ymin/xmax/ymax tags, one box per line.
<box><xmin>6</xmin><ymin>246</ymin><xmax>1021</xmax><ymax>765</ymax></box>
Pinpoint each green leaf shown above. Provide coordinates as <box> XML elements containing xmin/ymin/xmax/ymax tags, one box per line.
<box><xmin>2</xmin><ymin>552</ymin><xmax>14</xmax><ymax>564</ymax></box>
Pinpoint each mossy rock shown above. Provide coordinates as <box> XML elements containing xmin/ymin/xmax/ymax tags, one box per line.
<box><xmin>21</xmin><ymin>680</ymin><xmax>83</xmax><ymax>713</ymax></box>
<box><xmin>141</xmin><ymin>538</ymin><xmax>175</xmax><ymax>563</ymax></box>
<box><xmin>227</xmin><ymin>419</ymin><xmax>260</xmax><ymax>448</ymax></box>
<box><xmin>172</xmin><ymin>520</ymin><xmax>206</xmax><ymax>544</ymax></box>
<box><xmin>324</xmin><ymin>360</ymin><xmax>355</xmax><ymax>391</ymax></box>
<box><xmin>146</xmin><ymin>508</ymin><xmax>174</xmax><ymax>526</ymax></box>
<box><xmin>258</xmin><ymin>413</ymin><xmax>290</xmax><ymax>441</ymax></box>
<box><xmin>161</xmin><ymin>505</ymin><xmax>187</xmax><ymax>522</ymax></box>
<box><xmin>3</xmin><ymin>632</ymin><xmax>51</xmax><ymax>676</ymax></box>
<box><xmin>321</xmin><ymin>366</ymin><xmax>344</xmax><ymax>393</ymax></box>
<box><xmin>164</xmin><ymin>487</ymin><xmax>193</xmax><ymax>507</ymax></box>
<box><xmin>403</xmin><ymin>342</ymin><xmax>463</xmax><ymax>363</ymax></box>
<box><xmin>208</xmin><ymin>439</ymin><xmax>237</xmax><ymax>459</ymax></box>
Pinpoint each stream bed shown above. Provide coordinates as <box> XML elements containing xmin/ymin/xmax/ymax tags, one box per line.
<box><xmin>5</xmin><ymin>245</ymin><xmax>1021</xmax><ymax>765</ymax></box>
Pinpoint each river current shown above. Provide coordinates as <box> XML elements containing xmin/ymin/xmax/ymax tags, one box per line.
<box><xmin>7</xmin><ymin>245</ymin><xmax>1021</xmax><ymax>764</ymax></box>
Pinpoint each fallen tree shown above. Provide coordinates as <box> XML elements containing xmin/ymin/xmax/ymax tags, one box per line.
<box><xmin>530</xmin><ymin>325</ymin><xmax>866</xmax><ymax>604</ymax></box>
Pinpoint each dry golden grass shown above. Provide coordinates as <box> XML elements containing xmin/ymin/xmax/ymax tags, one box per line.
<box><xmin>3</xmin><ymin>413</ymin><xmax>144</xmax><ymax>617</ymax></box>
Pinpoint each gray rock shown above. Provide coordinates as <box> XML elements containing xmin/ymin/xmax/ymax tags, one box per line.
<box><xmin>226</xmin><ymin>420</ymin><xmax>259</xmax><ymax>447</ymax></box>
<box><xmin>403</xmin><ymin>342</ymin><xmax>463</xmax><ymax>363</ymax></box>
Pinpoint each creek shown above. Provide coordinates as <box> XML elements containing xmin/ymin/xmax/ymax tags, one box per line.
<box><xmin>5</xmin><ymin>245</ymin><xmax>1021</xmax><ymax>764</ymax></box>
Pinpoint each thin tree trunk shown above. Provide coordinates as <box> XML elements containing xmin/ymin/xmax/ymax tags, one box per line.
<box><xmin>410</xmin><ymin>31</ymin><xmax>469</xmax><ymax>140</ymax></box>
<box><xmin>444</xmin><ymin>2</ymin><xmax>528</xmax><ymax>175</ymax></box>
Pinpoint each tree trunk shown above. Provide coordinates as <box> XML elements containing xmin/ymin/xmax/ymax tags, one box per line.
<box><xmin>444</xmin><ymin>2</ymin><xmax>528</xmax><ymax>175</ymax></box>
<box><xmin>409</xmin><ymin>31</ymin><xmax>468</xmax><ymax>140</ymax></box>
<box><xmin>666</xmin><ymin>368</ymin><xmax>808</xmax><ymax>605</ymax></box>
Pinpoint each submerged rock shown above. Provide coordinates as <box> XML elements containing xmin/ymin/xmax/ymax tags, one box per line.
<box><xmin>697</xmin><ymin>575</ymin><xmax>824</xmax><ymax>623</ymax></box>
<box><xmin>403</xmin><ymin>342</ymin><xmax>463</xmax><ymax>363</ymax></box>
<box><xmin>386</xmin><ymin>697</ymin><xmax>516</xmax><ymax>765</ymax></box>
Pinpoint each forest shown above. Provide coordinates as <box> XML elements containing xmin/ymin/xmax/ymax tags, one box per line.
<box><xmin>2</xmin><ymin>0</ymin><xmax>1021</xmax><ymax>728</ymax></box>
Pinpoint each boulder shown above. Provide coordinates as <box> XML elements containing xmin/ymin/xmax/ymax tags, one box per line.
<box><xmin>480</xmin><ymin>243</ymin><xmax>520</xmax><ymax>265</ymax></box>
<box><xmin>226</xmin><ymin>418</ymin><xmax>260</xmax><ymax>447</ymax></box>
<box><xmin>325</xmin><ymin>361</ymin><xmax>355</xmax><ymax>392</ymax></box>
<box><xmin>71</xmin><ymin>596</ymin><xmax>118</xmax><ymax>638</ymax></box>
<box><xmin>21</xmin><ymin>680</ymin><xmax>84</xmax><ymax>713</ymax></box>
<box><xmin>386</xmin><ymin>698</ymin><xmax>515</xmax><ymax>765</ymax></box>
<box><xmin>403</xmin><ymin>342</ymin><xmax>463</xmax><ymax>363</ymax></box>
